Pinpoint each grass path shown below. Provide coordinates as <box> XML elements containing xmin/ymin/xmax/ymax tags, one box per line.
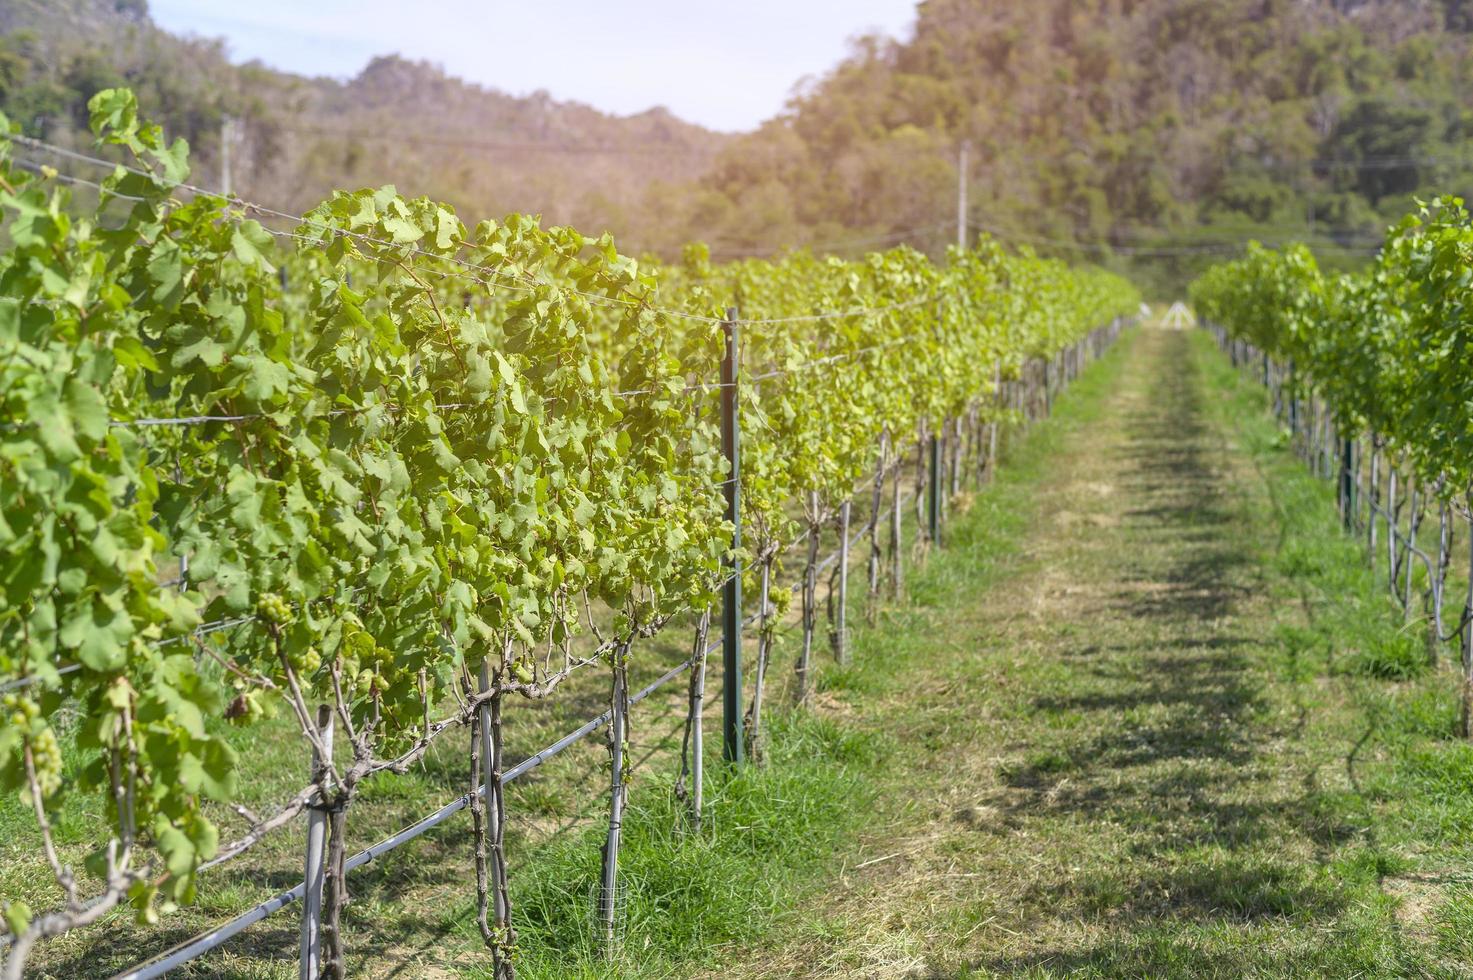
<box><xmin>21</xmin><ymin>323</ymin><xmax>1473</xmax><ymax>979</ymax></box>
<box><xmin>710</xmin><ymin>324</ymin><xmax>1473</xmax><ymax>978</ymax></box>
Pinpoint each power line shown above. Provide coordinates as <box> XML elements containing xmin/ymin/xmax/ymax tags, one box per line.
<box><xmin>967</xmin><ymin>219</ymin><xmax>1382</xmax><ymax>257</ymax></box>
<box><xmin>1258</xmin><ymin>153</ymin><xmax>1473</xmax><ymax>172</ymax></box>
<box><xmin>269</xmin><ymin>122</ymin><xmax>1473</xmax><ymax>175</ymax></box>
<box><xmin>271</xmin><ymin>123</ymin><xmax>722</xmax><ymax>159</ymax></box>
<box><xmin>708</xmin><ymin>222</ymin><xmax>952</xmax><ymax>260</ymax></box>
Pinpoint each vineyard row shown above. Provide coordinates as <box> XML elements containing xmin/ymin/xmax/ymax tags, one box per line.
<box><xmin>0</xmin><ymin>88</ymin><xmax>1139</xmax><ymax>978</ymax></box>
<box><xmin>1191</xmin><ymin>200</ymin><xmax>1473</xmax><ymax>742</ymax></box>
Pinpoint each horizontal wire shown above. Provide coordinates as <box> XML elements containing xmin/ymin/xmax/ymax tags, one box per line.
<box><xmin>968</xmin><ymin>217</ymin><xmax>1383</xmax><ymax>257</ymax></box>
<box><xmin>11</xmin><ymin>137</ymin><xmax>951</xmax><ymax>330</ymax></box>
<box><xmin>271</xmin><ymin>123</ymin><xmax>720</xmax><ymax>158</ymax></box>
<box><xmin>0</xmin><ymin>663</ymin><xmax>81</xmax><ymax>694</ymax></box>
<box><xmin>118</xmin><ymin>413</ymin><xmax>270</xmax><ymax>427</ymax></box>
<box><xmin>709</xmin><ymin>221</ymin><xmax>953</xmax><ymax>259</ymax></box>
<box><xmin>9</xmin><ymin>138</ymin><xmax>723</xmax><ymax>325</ymax></box>
<box><xmin>23</xmin><ymin>376</ymin><xmax>726</xmax><ymax>432</ymax></box>
<box><xmin>740</xmin><ymin>293</ymin><xmax>936</xmax><ymax>326</ymax></box>
<box><xmin>748</xmin><ymin>334</ymin><xmax>916</xmax><ymax>383</ymax></box>
<box><xmin>0</xmin><ymin>614</ymin><xmax>257</xmax><ymax>694</ymax></box>
<box><xmin>12</xmin><ymin>159</ymin><xmax>149</xmax><ymax>201</ymax></box>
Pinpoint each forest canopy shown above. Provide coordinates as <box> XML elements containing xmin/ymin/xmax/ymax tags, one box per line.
<box><xmin>3</xmin><ymin>0</ymin><xmax>1471</xmax><ymax>293</ymax></box>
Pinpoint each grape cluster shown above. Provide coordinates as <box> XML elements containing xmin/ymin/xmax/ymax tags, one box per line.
<box><xmin>292</xmin><ymin>647</ymin><xmax>322</xmax><ymax>677</ymax></box>
<box><xmin>254</xmin><ymin>592</ymin><xmax>293</xmax><ymax>627</ymax></box>
<box><xmin>350</xmin><ymin>640</ymin><xmax>399</xmax><ymax>695</ymax></box>
<box><xmin>225</xmin><ymin>688</ymin><xmax>270</xmax><ymax>725</ymax></box>
<box><xmin>6</xmin><ymin>695</ymin><xmax>65</xmax><ymax>800</ymax></box>
<box><xmin>3</xmin><ymin>692</ymin><xmax>37</xmax><ymax>731</ymax></box>
<box><xmin>28</xmin><ymin>728</ymin><xmax>62</xmax><ymax>799</ymax></box>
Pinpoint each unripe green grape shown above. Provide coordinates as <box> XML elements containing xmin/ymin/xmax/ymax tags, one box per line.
<box><xmin>29</xmin><ymin>727</ymin><xmax>62</xmax><ymax>799</ymax></box>
<box><xmin>255</xmin><ymin>592</ymin><xmax>293</xmax><ymax>626</ymax></box>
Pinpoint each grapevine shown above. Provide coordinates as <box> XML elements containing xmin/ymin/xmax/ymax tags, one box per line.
<box><xmin>1191</xmin><ymin>198</ymin><xmax>1473</xmax><ymax>739</ymax></box>
<box><xmin>0</xmin><ymin>88</ymin><xmax>1138</xmax><ymax>978</ymax></box>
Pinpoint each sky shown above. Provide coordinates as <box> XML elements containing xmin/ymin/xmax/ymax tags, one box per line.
<box><xmin>147</xmin><ymin>1</ymin><xmax>920</xmax><ymax>133</ymax></box>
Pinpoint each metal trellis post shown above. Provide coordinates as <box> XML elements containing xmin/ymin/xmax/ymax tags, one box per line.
<box><xmin>834</xmin><ymin>500</ymin><xmax>851</xmax><ymax>664</ymax></box>
<box><xmin>598</xmin><ymin>652</ymin><xmax>628</xmax><ymax>949</ymax></box>
<box><xmin>928</xmin><ymin>434</ymin><xmax>942</xmax><ymax>547</ymax></box>
<box><xmin>299</xmin><ymin>704</ymin><xmax>332</xmax><ymax>980</ymax></box>
<box><xmin>720</xmin><ymin>308</ymin><xmax>745</xmax><ymax>764</ymax></box>
<box><xmin>957</xmin><ymin>139</ymin><xmax>970</xmax><ymax>249</ymax></box>
<box><xmin>478</xmin><ymin>660</ymin><xmax>505</xmax><ymax>925</ymax></box>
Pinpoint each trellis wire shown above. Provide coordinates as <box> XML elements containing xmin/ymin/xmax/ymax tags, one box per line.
<box><xmin>99</xmin><ymin>422</ymin><xmax>946</xmax><ymax>977</ymax></box>
<box><xmin>12</xmin><ymin>138</ymin><xmax>940</xmax><ymax>329</ymax></box>
<box><xmin>3</xmin><ymin>142</ymin><xmax>1129</xmax><ymax>971</ymax></box>
<box><xmin>0</xmin><ymin>614</ymin><xmax>255</xmax><ymax>694</ymax></box>
<box><xmin>109</xmin><ymin>647</ymin><xmax>713</xmax><ymax>980</ymax></box>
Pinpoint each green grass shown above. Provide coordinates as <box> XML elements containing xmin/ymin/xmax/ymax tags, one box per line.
<box><xmin>689</xmin><ymin>327</ymin><xmax>1473</xmax><ymax>978</ymax></box>
<box><xmin>19</xmin><ymin>324</ymin><xmax>1473</xmax><ymax>979</ymax></box>
<box><xmin>443</xmin><ymin>345</ymin><xmax>1135</xmax><ymax>978</ymax></box>
<box><xmin>467</xmin><ymin>713</ymin><xmax>877</xmax><ymax>979</ymax></box>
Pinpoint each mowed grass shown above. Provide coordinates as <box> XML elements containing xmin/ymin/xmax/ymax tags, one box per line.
<box><xmin>0</xmin><ymin>331</ymin><xmax>1091</xmax><ymax>977</ymax></box>
<box><xmin>693</xmin><ymin>326</ymin><xmax>1473</xmax><ymax>979</ymax></box>
<box><xmin>0</xmin><ymin>608</ymin><xmax>719</xmax><ymax>978</ymax></box>
<box><xmin>13</xmin><ymin>323</ymin><xmax>1473</xmax><ymax>979</ymax></box>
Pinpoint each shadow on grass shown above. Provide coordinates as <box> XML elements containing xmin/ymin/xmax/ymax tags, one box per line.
<box><xmin>970</xmin><ymin>332</ymin><xmax>1379</xmax><ymax>962</ymax></box>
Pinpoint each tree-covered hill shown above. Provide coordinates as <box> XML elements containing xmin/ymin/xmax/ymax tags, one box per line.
<box><xmin>688</xmin><ymin>0</ymin><xmax>1473</xmax><ymax>292</ymax></box>
<box><xmin>0</xmin><ymin>0</ymin><xmax>729</xmax><ymax>249</ymax></box>
<box><xmin>4</xmin><ymin>0</ymin><xmax>1471</xmax><ymax>293</ymax></box>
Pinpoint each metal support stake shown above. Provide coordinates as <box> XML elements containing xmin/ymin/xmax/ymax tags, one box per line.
<box><xmin>598</xmin><ymin>652</ymin><xmax>628</xmax><ymax>950</ymax></box>
<box><xmin>953</xmin><ymin>416</ymin><xmax>962</xmax><ymax>500</ymax></box>
<box><xmin>928</xmin><ymin>435</ymin><xmax>942</xmax><ymax>547</ymax></box>
<box><xmin>1340</xmin><ymin>437</ymin><xmax>1355</xmax><ymax>532</ymax></box>
<box><xmin>1288</xmin><ymin>360</ymin><xmax>1298</xmax><ymax>435</ymax></box>
<box><xmin>987</xmin><ymin>361</ymin><xmax>1001</xmax><ymax>484</ymax></box>
<box><xmin>833</xmin><ymin>500</ymin><xmax>851</xmax><ymax>665</ymax></box>
<box><xmin>686</xmin><ymin>614</ymin><xmax>709</xmax><ymax>830</ymax></box>
<box><xmin>720</xmin><ymin>309</ymin><xmax>744</xmax><ymax>764</ymax></box>
<box><xmin>478</xmin><ymin>661</ymin><xmax>505</xmax><ymax>926</ymax></box>
<box><xmin>299</xmin><ymin>705</ymin><xmax>333</xmax><ymax>980</ymax></box>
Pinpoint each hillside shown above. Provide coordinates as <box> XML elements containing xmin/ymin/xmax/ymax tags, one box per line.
<box><xmin>0</xmin><ymin>0</ymin><xmax>728</xmax><ymax>250</ymax></box>
<box><xmin>688</xmin><ymin>0</ymin><xmax>1473</xmax><ymax>291</ymax></box>
<box><xmin>4</xmin><ymin>0</ymin><xmax>1473</xmax><ymax>292</ymax></box>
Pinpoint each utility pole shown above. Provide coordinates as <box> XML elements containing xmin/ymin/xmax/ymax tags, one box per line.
<box><xmin>220</xmin><ymin>116</ymin><xmax>234</xmax><ymax>198</ymax></box>
<box><xmin>957</xmin><ymin>139</ymin><xmax>970</xmax><ymax>250</ymax></box>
